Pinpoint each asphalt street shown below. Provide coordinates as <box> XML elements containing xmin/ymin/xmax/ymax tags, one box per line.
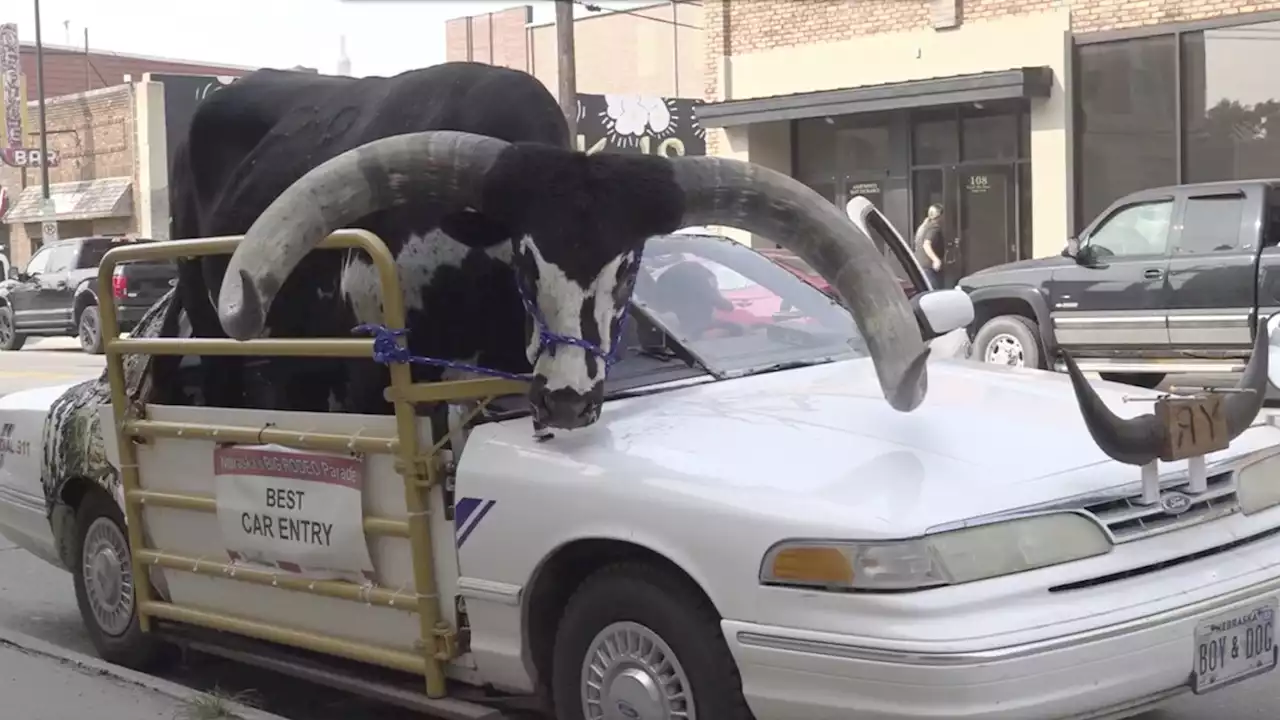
<box><xmin>0</xmin><ymin>343</ymin><xmax>1275</xmax><ymax>718</ymax></box>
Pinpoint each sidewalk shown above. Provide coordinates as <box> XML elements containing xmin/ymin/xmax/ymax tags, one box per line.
<box><xmin>0</xmin><ymin>630</ymin><xmax>285</xmax><ymax>720</ymax></box>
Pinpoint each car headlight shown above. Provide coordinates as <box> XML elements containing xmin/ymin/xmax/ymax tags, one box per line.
<box><xmin>760</xmin><ymin>512</ymin><xmax>1111</xmax><ymax>591</ymax></box>
<box><xmin>1237</xmin><ymin>453</ymin><xmax>1280</xmax><ymax>515</ymax></box>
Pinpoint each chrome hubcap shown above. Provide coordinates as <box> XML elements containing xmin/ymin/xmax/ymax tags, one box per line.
<box><xmin>582</xmin><ymin>621</ymin><xmax>694</xmax><ymax>720</ymax></box>
<box><xmin>82</xmin><ymin>517</ymin><xmax>134</xmax><ymax>636</ymax></box>
<box><xmin>80</xmin><ymin>312</ymin><xmax>97</xmax><ymax>345</ymax></box>
<box><xmin>984</xmin><ymin>333</ymin><xmax>1025</xmax><ymax>366</ymax></box>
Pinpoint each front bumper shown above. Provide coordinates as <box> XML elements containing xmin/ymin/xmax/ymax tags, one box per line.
<box><xmin>726</xmin><ymin>531</ymin><xmax>1280</xmax><ymax>719</ymax></box>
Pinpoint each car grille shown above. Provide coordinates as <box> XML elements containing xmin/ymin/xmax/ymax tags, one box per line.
<box><xmin>1083</xmin><ymin>470</ymin><xmax>1238</xmax><ymax>543</ymax></box>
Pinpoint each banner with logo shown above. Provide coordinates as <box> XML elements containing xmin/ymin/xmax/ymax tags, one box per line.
<box><xmin>575</xmin><ymin>93</ymin><xmax>705</xmax><ymax>158</ymax></box>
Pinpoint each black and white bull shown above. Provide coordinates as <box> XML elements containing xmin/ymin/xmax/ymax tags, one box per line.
<box><xmin>166</xmin><ymin>62</ymin><xmax>935</xmax><ymax>430</ymax></box>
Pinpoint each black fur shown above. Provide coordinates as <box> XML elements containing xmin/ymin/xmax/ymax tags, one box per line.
<box><xmin>164</xmin><ymin>62</ymin><xmax>685</xmax><ymax>415</ymax></box>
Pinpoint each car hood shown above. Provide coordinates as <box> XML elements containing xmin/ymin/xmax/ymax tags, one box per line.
<box><xmin>961</xmin><ymin>255</ymin><xmax>1071</xmax><ymax>287</ymax></box>
<box><xmin>468</xmin><ymin>358</ymin><xmax>1280</xmax><ymax>536</ymax></box>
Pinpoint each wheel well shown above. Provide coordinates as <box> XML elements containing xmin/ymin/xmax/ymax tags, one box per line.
<box><xmin>523</xmin><ymin>538</ymin><xmax>717</xmax><ymax>693</ymax></box>
<box><xmin>970</xmin><ymin>297</ymin><xmax>1038</xmax><ymax>338</ymax></box>
<box><xmin>53</xmin><ymin>476</ymin><xmax>105</xmax><ymax>569</ymax></box>
<box><xmin>72</xmin><ymin>291</ymin><xmax>97</xmax><ymax>324</ymax></box>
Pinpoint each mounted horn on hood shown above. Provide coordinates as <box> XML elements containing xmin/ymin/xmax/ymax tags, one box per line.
<box><xmin>1060</xmin><ymin>322</ymin><xmax>1270</xmax><ymax>466</ymax></box>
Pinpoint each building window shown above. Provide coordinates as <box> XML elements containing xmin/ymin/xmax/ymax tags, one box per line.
<box><xmin>911</xmin><ymin>110</ymin><xmax>959</xmax><ymax>165</ymax></box>
<box><xmin>961</xmin><ymin>106</ymin><xmax>1020</xmax><ymax>161</ymax></box>
<box><xmin>1076</xmin><ymin>35</ymin><xmax>1178</xmax><ymax>229</ymax></box>
<box><xmin>1182</xmin><ymin>20</ymin><xmax>1280</xmax><ymax>184</ymax></box>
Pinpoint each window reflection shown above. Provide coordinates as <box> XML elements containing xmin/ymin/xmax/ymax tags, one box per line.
<box><xmin>1182</xmin><ymin>21</ymin><xmax>1280</xmax><ymax>183</ymax></box>
<box><xmin>1077</xmin><ymin>36</ymin><xmax>1178</xmax><ymax>228</ymax></box>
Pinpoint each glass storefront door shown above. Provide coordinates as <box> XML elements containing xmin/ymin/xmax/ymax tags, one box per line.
<box><xmin>956</xmin><ymin>165</ymin><xmax>1016</xmax><ymax>278</ymax></box>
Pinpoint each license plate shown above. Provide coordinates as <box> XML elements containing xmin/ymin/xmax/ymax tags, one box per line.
<box><xmin>1193</xmin><ymin>598</ymin><xmax>1278</xmax><ymax>694</ymax></box>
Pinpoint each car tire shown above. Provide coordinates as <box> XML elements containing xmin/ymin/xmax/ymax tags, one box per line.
<box><xmin>551</xmin><ymin>562</ymin><xmax>752</xmax><ymax>720</ymax></box>
<box><xmin>78</xmin><ymin>304</ymin><xmax>104</xmax><ymax>355</ymax></box>
<box><xmin>972</xmin><ymin>314</ymin><xmax>1042</xmax><ymax>369</ymax></box>
<box><xmin>1100</xmin><ymin>372</ymin><xmax>1166</xmax><ymax>390</ymax></box>
<box><xmin>0</xmin><ymin>306</ymin><xmax>27</xmax><ymax>352</ymax></box>
<box><xmin>71</xmin><ymin>487</ymin><xmax>164</xmax><ymax>670</ymax></box>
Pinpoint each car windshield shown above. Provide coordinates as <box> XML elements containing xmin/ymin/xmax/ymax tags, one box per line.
<box><xmin>629</xmin><ymin>234</ymin><xmax>866</xmax><ymax>377</ymax></box>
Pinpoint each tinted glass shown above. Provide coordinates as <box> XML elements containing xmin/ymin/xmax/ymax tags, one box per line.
<box><xmin>46</xmin><ymin>245</ymin><xmax>75</xmax><ymax>273</ymax></box>
<box><xmin>1177</xmin><ymin>195</ymin><xmax>1246</xmax><ymax>254</ymax></box>
<box><xmin>77</xmin><ymin>237</ymin><xmax>117</xmax><ymax>268</ymax></box>
<box><xmin>632</xmin><ymin>235</ymin><xmax>863</xmax><ymax>375</ymax></box>
<box><xmin>795</xmin><ymin>117</ymin><xmax>838</xmax><ymax>186</ymax></box>
<box><xmin>837</xmin><ymin>125</ymin><xmax>891</xmax><ymax>175</ymax></box>
<box><xmin>1077</xmin><ymin>37</ymin><xmax>1178</xmax><ymax>227</ymax></box>
<box><xmin>1088</xmin><ymin>200</ymin><xmax>1174</xmax><ymax>258</ymax></box>
<box><xmin>911</xmin><ymin>111</ymin><xmax>959</xmax><ymax>165</ymax></box>
<box><xmin>1182</xmin><ymin>22</ymin><xmax>1280</xmax><ymax>183</ymax></box>
<box><xmin>961</xmin><ymin>109</ymin><xmax>1019</xmax><ymax>161</ymax></box>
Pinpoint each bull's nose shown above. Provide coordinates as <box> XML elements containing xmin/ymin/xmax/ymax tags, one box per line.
<box><xmin>531</xmin><ymin>388</ymin><xmax>595</xmax><ymax>429</ymax></box>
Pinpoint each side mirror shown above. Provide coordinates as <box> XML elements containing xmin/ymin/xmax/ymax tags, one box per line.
<box><xmin>911</xmin><ymin>288</ymin><xmax>975</xmax><ymax>341</ymax></box>
<box><xmin>1266</xmin><ymin>311</ymin><xmax>1280</xmax><ymax>391</ymax></box>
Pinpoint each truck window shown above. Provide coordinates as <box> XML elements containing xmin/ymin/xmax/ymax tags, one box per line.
<box><xmin>77</xmin><ymin>238</ymin><xmax>117</xmax><ymax>269</ymax></box>
<box><xmin>45</xmin><ymin>244</ymin><xmax>75</xmax><ymax>273</ymax></box>
<box><xmin>1087</xmin><ymin>200</ymin><xmax>1174</xmax><ymax>258</ymax></box>
<box><xmin>1176</xmin><ymin>194</ymin><xmax>1245</xmax><ymax>255</ymax></box>
<box><xmin>1265</xmin><ymin>185</ymin><xmax>1280</xmax><ymax>248</ymax></box>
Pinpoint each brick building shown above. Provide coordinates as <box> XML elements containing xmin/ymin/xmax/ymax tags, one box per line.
<box><xmin>698</xmin><ymin>0</ymin><xmax>1280</xmax><ymax>280</ymax></box>
<box><xmin>1</xmin><ymin>44</ymin><xmax>254</xmax><ymax>266</ymax></box>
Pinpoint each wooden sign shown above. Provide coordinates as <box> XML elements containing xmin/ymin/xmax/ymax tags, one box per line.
<box><xmin>1156</xmin><ymin>394</ymin><xmax>1229</xmax><ymax>462</ymax></box>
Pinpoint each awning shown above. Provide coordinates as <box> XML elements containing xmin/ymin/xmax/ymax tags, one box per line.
<box><xmin>697</xmin><ymin>67</ymin><xmax>1054</xmax><ymax>128</ymax></box>
<box><xmin>1</xmin><ymin>177</ymin><xmax>133</xmax><ymax>224</ymax></box>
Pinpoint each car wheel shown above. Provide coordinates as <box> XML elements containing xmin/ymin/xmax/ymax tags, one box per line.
<box><xmin>0</xmin><ymin>306</ymin><xmax>27</xmax><ymax>351</ymax></box>
<box><xmin>1100</xmin><ymin>372</ymin><xmax>1166</xmax><ymax>389</ymax></box>
<box><xmin>71</xmin><ymin>488</ymin><xmax>164</xmax><ymax>670</ymax></box>
<box><xmin>551</xmin><ymin>562</ymin><xmax>752</xmax><ymax>720</ymax></box>
<box><xmin>78</xmin><ymin>305</ymin><xmax>104</xmax><ymax>354</ymax></box>
<box><xmin>972</xmin><ymin>314</ymin><xmax>1042</xmax><ymax>369</ymax></box>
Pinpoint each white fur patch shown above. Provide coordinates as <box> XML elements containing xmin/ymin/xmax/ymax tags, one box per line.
<box><xmin>520</xmin><ymin>236</ymin><xmax>629</xmax><ymax>395</ymax></box>
<box><xmin>340</xmin><ymin>229</ymin><xmax>505</xmax><ymax>325</ymax></box>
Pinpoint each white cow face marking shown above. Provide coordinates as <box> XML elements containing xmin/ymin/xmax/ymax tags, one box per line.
<box><xmin>515</xmin><ymin>236</ymin><xmax>642</xmax><ymax>430</ymax></box>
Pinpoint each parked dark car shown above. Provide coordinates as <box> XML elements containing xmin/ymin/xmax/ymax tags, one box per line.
<box><xmin>959</xmin><ymin>179</ymin><xmax>1280</xmax><ymax>387</ymax></box>
<box><xmin>958</xmin><ymin>179</ymin><xmax>1280</xmax><ymax>387</ymax></box>
<box><xmin>0</xmin><ymin>236</ymin><xmax>177</xmax><ymax>354</ymax></box>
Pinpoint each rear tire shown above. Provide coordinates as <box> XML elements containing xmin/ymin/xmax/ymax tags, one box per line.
<box><xmin>551</xmin><ymin>562</ymin><xmax>753</xmax><ymax>720</ymax></box>
<box><xmin>971</xmin><ymin>314</ymin><xmax>1042</xmax><ymax>369</ymax></box>
<box><xmin>71</xmin><ymin>488</ymin><xmax>164</xmax><ymax>670</ymax></box>
<box><xmin>1100</xmin><ymin>372</ymin><xmax>1166</xmax><ymax>389</ymax></box>
<box><xmin>0</xmin><ymin>306</ymin><xmax>27</xmax><ymax>351</ymax></box>
<box><xmin>78</xmin><ymin>304</ymin><xmax>104</xmax><ymax>354</ymax></box>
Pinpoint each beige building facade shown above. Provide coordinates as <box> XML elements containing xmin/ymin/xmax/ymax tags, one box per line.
<box><xmin>699</xmin><ymin>0</ymin><xmax>1280</xmax><ymax>280</ymax></box>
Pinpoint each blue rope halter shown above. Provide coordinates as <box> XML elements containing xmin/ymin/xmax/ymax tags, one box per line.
<box><xmin>353</xmin><ymin>280</ymin><xmax>627</xmax><ymax>381</ymax></box>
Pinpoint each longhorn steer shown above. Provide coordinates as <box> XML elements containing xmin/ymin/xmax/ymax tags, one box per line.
<box><xmin>169</xmin><ymin>63</ymin><xmax>933</xmax><ymax>430</ymax></box>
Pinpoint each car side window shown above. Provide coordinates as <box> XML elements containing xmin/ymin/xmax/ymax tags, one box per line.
<box><xmin>1087</xmin><ymin>200</ymin><xmax>1174</xmax><ymax>258</ymax></box>
<box><xmin>1177</xmin><ymin>194</ymin><xmax>1246</xmax><ymax>255</ymax></box>
<box><xmin>45</xmin><ymin>245</ymin><xmax>74</xmax><ymax>273</ymax></box>
<box><xmin>23</xmin><ymin>247</ymin><xmax>52</xmax><ymax>276</ymax></box>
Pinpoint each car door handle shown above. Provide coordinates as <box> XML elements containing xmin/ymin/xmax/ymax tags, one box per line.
<box><xmin>1143</xmin><ymin>268</ymin><xmax>1164</xmax><ymax>279</ymax></box>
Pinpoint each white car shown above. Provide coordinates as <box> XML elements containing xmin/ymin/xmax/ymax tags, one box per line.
<box><xmin>1</xmin><ymin>216</ymin><xmax>1279</xmax><ymax>720</ymax></box>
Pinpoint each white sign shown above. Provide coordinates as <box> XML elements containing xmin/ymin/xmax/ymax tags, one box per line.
<box><xmin>214</xmin><ymin>444</ymin><xmax>375</xmax><ymax>584</ymax></box>
<box><xmin>41</xmin><ymin>221</ymin><xmax>57</xmax><ymax>245</ymax></box>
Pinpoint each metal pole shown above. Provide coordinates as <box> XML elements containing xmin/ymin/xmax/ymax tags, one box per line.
<box><xmin>33</xmin><ymin>0</ymin><xmax>51</xmax><ymax>201</ymax></box>
<box><xmin>554</xmin><ymin>0</ymin><xmax>577</xmax><ymax>140</ymax></box>
<box><xmin>84</xmin><ymin>28</ymin><xmax>90</xmax><ymax>92</ymax></box>
<box><xmin>672</xmin><ymin>0</ymin><xmax>679</xmax><ymax>96</ymax></box>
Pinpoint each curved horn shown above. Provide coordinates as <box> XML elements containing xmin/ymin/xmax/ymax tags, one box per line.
<box><xmin>217</xmin><ymin>131</ymin><xmax>511</xmax><ymax>340</ymax></box>
<box><xmin>668</xmin><ymin>156</ymin><xmax>929</xmax><ymax>412</ymax></box>
<box><xmin>1061</xmin><ymin>322</ymin><xmax>1269</xmax><ymax>466</ymax></box>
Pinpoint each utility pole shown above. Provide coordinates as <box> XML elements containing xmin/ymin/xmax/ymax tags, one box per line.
<box><xmin>554</xmin><ymin>0</ymin><xmax>577</xmax><ymax>140</ymax></box>
<box><xmin>33</xmin><ymin>0</ymin><xmax>57</xmax><ymax>246</ymax></box>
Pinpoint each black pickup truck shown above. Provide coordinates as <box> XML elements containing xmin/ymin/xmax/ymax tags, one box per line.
<box><xmin>0</xmin><ymin>236</ymin><xmax>176</xmax><ymax>354</ymax></box>
<box><xmin>959</xmin><ymin>179</ymin><xmax>1280</xmax><ymax>388</ymax></box>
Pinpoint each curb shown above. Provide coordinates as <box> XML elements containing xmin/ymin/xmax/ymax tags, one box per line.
<box><xmin>0</xmin><ymin>625</ymin><xmax>289</xmax><ymax>720</ymax></box>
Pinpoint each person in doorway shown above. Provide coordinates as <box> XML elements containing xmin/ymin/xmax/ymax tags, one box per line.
<box><xmin>914</xmin><ymin>204</ymin><xmax>945</xmax><ymax>289</ymax></box>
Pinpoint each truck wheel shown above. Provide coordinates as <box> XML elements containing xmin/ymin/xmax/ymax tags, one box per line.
<box><xmin>78</xmin><ymin>305</ymin><xmax>104</xmax><ymax>354</ymax></box>
<box><xmin>1100</xmin><ymin>372</ymin><xmax>1166</xmax><ymax>389</ymax></box>
<box><xmin>551</xmin><ymin>563</ymin><xmax>752</xmax><ymax>720</ymax></box>
<box><xmin>972</xmin><ymin>315</ymin><xmax>1042</xmax><ymax>369</ymax></box>
<box><xmin>0</xmin><ymin>306</ymin><xmax>27</xmax><ymax>351</ymax></box>
<box><xmin>71</xmin><ymin>487</ymin><xmax>163</xmax><ymax>670</ymax></box>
